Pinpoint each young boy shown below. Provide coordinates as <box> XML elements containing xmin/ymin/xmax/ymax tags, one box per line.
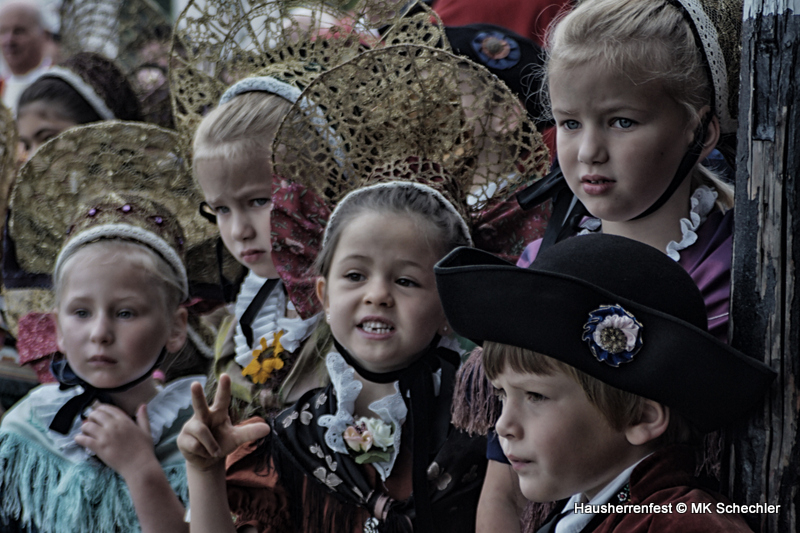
<box><xmin>435</xmin><ymin>234</ymin><xmax>776</xmax><ymax>532</ymax></box>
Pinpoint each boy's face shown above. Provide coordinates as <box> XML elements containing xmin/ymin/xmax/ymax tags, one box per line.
<box><xmin>491</xmin><ymin>363</ymin><xmax>641</xmax><ymax>502</ymax></box>
<box><xmin>196</xmin><ymin>156</ymin><xmax>278</xmax><ymax>278</ymax></box>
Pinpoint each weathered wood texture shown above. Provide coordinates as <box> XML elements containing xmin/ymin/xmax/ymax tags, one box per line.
<box><xmin>727</xmin><ymin>2</ymin><xmax>799</xmax><ymax>532</ymax></box>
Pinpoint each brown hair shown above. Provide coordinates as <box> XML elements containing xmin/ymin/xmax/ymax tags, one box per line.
<box><xmin>314</xmin><ymin>184</ymin><xmax>471</xmax><ymax>279</ymax></box>
<box><xmin>482</xmin><ymin>341</ymin><xmax>701</xmax><ymax>444</ymax></box>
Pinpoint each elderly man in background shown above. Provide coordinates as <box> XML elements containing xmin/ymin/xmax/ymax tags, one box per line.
<box><xmin>0</xmin><ymin>0</ymin><xmax>52</xmax><ymax>112</ymax></box>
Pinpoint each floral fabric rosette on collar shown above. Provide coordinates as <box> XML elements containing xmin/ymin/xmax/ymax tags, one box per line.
<box><xmin>316</xmin><ymin>353</ymin><xmax>406</xmax><ymax>479</ymax></box>
<box><xmin>343</xmin><ymin>417</ymin><xmax>396</xmax><ymax>464</ymax></box>
<box><xmin>268</xmin><ymin>347</ymin><xmax>488</xmax><ymax>533</ymax></box>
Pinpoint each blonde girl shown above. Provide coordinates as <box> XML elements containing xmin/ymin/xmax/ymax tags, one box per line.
<box><xmin>478</xmin><ymin>0</ymin><xmax>743</xmax><ymax>529</ymax></box>
<box><xmin>0</xmin><ymin>123</ymin><xmax>215</xmax><ymax>533</ymax></box>
<box><xmin>192</xmin><ymin>78</ymin><xmax>330</xmax><ymax>419</ymax></box>
<box><xmin>520</xmin><ymin>0</ymin><xmax>737</xmax><ymax>340</ymax></box>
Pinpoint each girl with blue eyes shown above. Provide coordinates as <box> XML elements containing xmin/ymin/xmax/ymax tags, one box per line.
<box><xmin>478</xmin><ymin>0</ymin><xmax>740</xmax><ymax>529</ymax></box>
<box><xmin>518</xmin><ymin>0</ymin><xmax>736</xmax><ymax>341</ymax></box>
<box><xmin>192</xmin><ymin>78</ymin><xmax>330</xmax><ymax>420</ymax></box>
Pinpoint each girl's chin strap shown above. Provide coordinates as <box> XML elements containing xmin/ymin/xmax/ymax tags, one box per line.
<box><xmin>48</xmin><ymin>350</ymin><xmax>165</xmax><ymax>435</ymax></box>
<box><xmin>630</xmin><ymin>113</ymin><xmax>712</xmax><ymax>221</ymax></box>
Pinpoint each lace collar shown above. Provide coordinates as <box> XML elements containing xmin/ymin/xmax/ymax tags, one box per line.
<box><xmin>318</xmin><ymin>352</ymin><xmax>408</xmax><ymax>481</ymax></box>
<box><xmin>233</xmin><ymin>271</ymin><xmax>320</xmax><ymax>369</ymax></box>
<box><xmin>578</xmin><ymin>186</ymin><xmax>718</xmax><ymax>261</ymax></box>
<box><xmin>31</xmin><ymin>375</ymin><xmax>205</xmax><ymax>462</ymax></box>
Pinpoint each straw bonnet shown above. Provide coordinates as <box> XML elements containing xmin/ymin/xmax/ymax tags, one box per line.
<box><xmin>445</xmin><ymin>23</ymin><xmax>548</xmax><ymax>127</ymax></box>
<box><xmin>4</xmin><ymin>122</ymin><xmax>224</xmax><ymax>343</ymax></box>
<box><xmin>272</xmin><ymin>43</ymin><xmax>550</xmax><ymax>237</ymax></box>
<box><xmin>435</xmin><ymin>236</ymin><xmax>776</xmax><ymax>431</ymax></box>
<box><xmin>169</xmin><ymin>0</ymin><xmax>450</xmax><ymax>144</ymax></box>
<box><xmin>24</xmin><ymin>52</ymin><xmax>143</xmax><ymax>122</ymax></box>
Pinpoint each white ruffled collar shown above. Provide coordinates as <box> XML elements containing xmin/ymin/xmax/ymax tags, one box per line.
<box><xmin>233</xmin><ymin>271</ymin><xmax>320</xmax><ymax>369</ymax></box>
<box><xmin>578</xmin><ymin>186</ymin><xmax>717</xmax><ymax>261</ymax></box>
<box><xmin>317</xmin><ymin>352</ymin><xmax>408</xmax><ymax>482</ymax></box>
<box><xmin>31</xmin><ymin>376</ymin><xmax>205</xmax><ymax>462</ymax></box>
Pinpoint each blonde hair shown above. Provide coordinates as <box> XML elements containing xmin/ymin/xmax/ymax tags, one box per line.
<box><xmin>55</xmin><ymin>239</ymin><xmax>184</xmax><ymax>311</ymax></box>
<box><xmin>54</xmin><ymin>239</ymin><xmax>202</xmax><ymax>380</ymax></box>
<box><xmin>192</xmin><ymin>91</ymin><xmax>294</xmax><ymax>166</ymax></box>
<box><xmin>545</xmin><ymin>0</ymin><xmax>733</xmax><ymax>210</ymax></box>
<box><xmin>482</xmin><ymin>341</ymin><xmax>700</xmax><ymax>444</ymax></box>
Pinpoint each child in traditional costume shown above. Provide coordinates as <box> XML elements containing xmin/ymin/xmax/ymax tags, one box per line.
<box><xmin>172</xmin><ymin>0</ymin><xmax>453</xmax><ymax>419</ymax></box>
<box><xmin>464</xmin><ymin>0</ymin><xmax>745</xmax><ymax>527</ymax></box>
<box><xmin>436</xmin><ymin>235</ymin><xmax>775</xmax><ymax>532</ymax></box>
<box><xmin>0</xmin><ymin>121</ymin><xmax>220</xmax><ymax>533</ymax></box>
<box><xmin>177</xmin><ymin>44</ymin><xmax>548</xmax><ymax>533</ymax></box>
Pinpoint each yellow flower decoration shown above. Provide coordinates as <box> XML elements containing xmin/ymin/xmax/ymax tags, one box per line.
<box><xmin>242</xmin><ymin>331</ymin><xmax>286</xmax><ymax>384</ymax></box>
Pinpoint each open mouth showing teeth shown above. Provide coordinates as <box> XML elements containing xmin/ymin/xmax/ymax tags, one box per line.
<box><xmin>586</xmin><ymin>178</ymin><xmax>611</xmax><ymax>184</ymax></box>
<box><xmin>359</xmin><ymin>321</ymin><xmax>394</xmax><ymax>334</ymax></box>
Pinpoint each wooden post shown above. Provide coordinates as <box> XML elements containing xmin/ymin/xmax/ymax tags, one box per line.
<box><xmin>727</xmin><ymin>1</ymin><xmax>799</xmax><ymax>532</ymax></box>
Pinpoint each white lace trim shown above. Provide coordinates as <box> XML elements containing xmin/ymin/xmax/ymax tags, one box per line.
<box><xmin>233</xmin><ymin>272</ymin><xmax>321</xmax><ymax>368</ymax></box>
<box><xmin>30</xmin><ymin>376</ymin><xmax>205</xmax><ymax>462</ymax></box>
<box><xmin>577</xmin><ymin>186</ymin><xmax>717</xmax><ymax>262</ymax></box>
<box><xmin>664</xmin><ymin>185</ymin><xmax>717</xmax><ymax>261</ymax></box>
<box><xmin>219</xmin><ymin>76</ymin><xmax>302</xmax><ymax>105</ymax></box>
<box><xmin>318</xmin><ymin>352</ymin><xmax>407</xmax><ymax>482</ymax></box>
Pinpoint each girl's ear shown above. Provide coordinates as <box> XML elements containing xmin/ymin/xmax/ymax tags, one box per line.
<box><xmin>165</xmin><ymin>307</ymin><xmax>189</xmax><ymax>353</ymax></box>
<box><xmin>53</xmin><ymin>311</ymin><xmax>65</xmax><ymax>353</ymax></box>
<box><xmin>315</xmin><ymin>276</ymin><xmax>330</xmax><ymax>318</ymax></box>
<box><xmin>625</xmin><ymin>400</ymin><xmax>669</xmax><ymax>446</ymax></box>
<box><xmin>696</xmin><ymin>107</ymin><xmax>721</xmax><ymax>161</ymax></box>
<box><xmin>437</xmin><ymin>319</ymin><xmax>452</xmax><ymax>337</ymax></box>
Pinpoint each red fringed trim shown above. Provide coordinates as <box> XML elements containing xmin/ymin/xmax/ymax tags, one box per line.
<box><xmin>17</xmin><ymin>312</ymin><xmax>58</xmax><ymax>383</ymax></box>
<box><xmin>451</xmin><ymin>347</ymin><xmax>501</xmax><ymax>436</ymax></box>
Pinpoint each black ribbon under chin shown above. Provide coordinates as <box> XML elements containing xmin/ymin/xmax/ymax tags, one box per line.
<box><xmin>332</xmin><ymin>337</ymin><xmax>459</xmax><ymax>533</ymax></box>
<box><xmin>48</xmin><ymin>352</ymin><xmax>164</xmax><ymax>435</ymax></box>
<box><xmin>630</xmin><ymin>114</ymin><xmax>711</xmax><ymax>221</ymax></box>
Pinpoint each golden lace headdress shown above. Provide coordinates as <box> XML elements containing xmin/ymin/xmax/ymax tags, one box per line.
<box><xmin>169</xmin><ymin>0</ymin><xmax>450</xmax><ymax>142</ymax></box>
<box><xmin>4</xmin><ymin>122</ymin><xmax>224</xmax><ymax>337</ymax></box>
<box><xmin>272</xmin><ymin>44</ymin><xmax>550</xmax><ymax>237</ymax></box>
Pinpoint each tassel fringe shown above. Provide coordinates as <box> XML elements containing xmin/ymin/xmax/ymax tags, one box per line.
<box><xmin>0</xmin><ymin>432</ymin><xmax>188</xmax><ymax>533</ymax></box>
<box><xmin>450</xmin><ymin>348</ymin><xmax>501</xmax><ymax>436</ymax></box>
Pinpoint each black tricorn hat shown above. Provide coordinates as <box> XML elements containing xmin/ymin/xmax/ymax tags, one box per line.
<box><xmin>435</xmin><ymin>234</ymin><xmax>776</xmax><ymax>431</ymax></box>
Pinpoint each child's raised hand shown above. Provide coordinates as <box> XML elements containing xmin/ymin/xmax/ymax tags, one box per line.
<box><xmin>75</xmin><ymin>403</ymin><xmax>158</xmax><ymax>480</ymax></box>
<box><xmin>177</xmin><ymin>374</ymin><xmax>270</xmax><ymax>471</ymax></box>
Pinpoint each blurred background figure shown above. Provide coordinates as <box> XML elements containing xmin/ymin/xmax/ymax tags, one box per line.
<box><xmin>0</xmin><ymin>0</ymin><xmax>57</xmax><ymax>112</ymax></box>
<box><xmin>431</xmin><ymin>0</ymin><xmax>572</xmax><ymax>47</ymax></box>
<box><xmin>15</xmin><ymin>51</ymin><xmax>142</xmax><ymax>160</ymax></box>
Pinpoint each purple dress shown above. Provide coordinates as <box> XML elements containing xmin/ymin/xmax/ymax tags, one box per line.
<box><xmin>516</xmin><ymin>209</ymin><xmax>733</xmax><ymax>342</ymax></box>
